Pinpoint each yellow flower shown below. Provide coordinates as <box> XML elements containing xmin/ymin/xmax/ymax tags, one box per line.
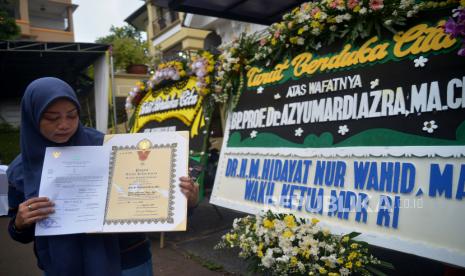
<box><xmin>323</xmin><ymin>229</ymin><xmax>330</xmax><ymax>237</ymax></box>
<box><xmin>298</xmin><ymin>27</ymin><xmax>306</xmax><ymax>35</ymax></box>
<box><xmin>314</xmin><ymin>11</ymin><xmax>321</xmax><ymax>19</ymax></box>
<box><xmin>345</xmin><ymin>262</ymin><xmax>353</xmax><ymax>269</ymax></box>
<box><xmin>337</xmin><ymin>258</ymin><xmax>344</xmax><ymax>264</ymax></box>
<box><xmin>350</xmin><ymin>243</ymin><xmax>359</xmax><ymax>249</ymax></box>
<box><xmin>232</xmin><ymin>63</ymin><xmax>240</xmax><ymax>72</ymax></box>
<box><xmin>348</xmin><ymin>252</ymin><xmax>358</xmax><ymax>261</ymax></box>
<box><xmin>311</xmin><ymin>218</ymin><xmax>319</xmax><ymax>225</ymax></box>
<box><xmin>353</xmin><ymin>5</ymin><xmax>361</xmax><ymax>12</ymax></box>
<box><xmin>310</xmin><ymin>21</ymin><xmax>320</xmax><ymax>28</ymax></box>
<box><xmin>290</xmin><ymin>256</ymin><xmax>298</xmax><ymax>267</ymax></box>
<box><xmin>202</xmin><ymin>51</ymin><xmax>213</xmax><ymax>59</ymax></box>
<box><xmin>356</xmin><ymin>261</ymin><xmax>362</xmax><ymax>267</ymax></box>
<box><xmin>256</xmin><ymin>242</ymin><xmax>264</xmax><ymax>257</ymax></box>
<box><xmin>283</xmin><ymin>229</ymin><xmax>294</xmax><ymax>238</ymax></box>
<box><xmin>326</xmin><ymin>17</ymin><xmax>336</xmax><ymax>24</ymax></box>
<box><xmin>263</xmin><ymin>218</ymin><xmax>274</xmax><ymax>229</ymax></box>
<box><xmin>342</xmin><ymin>236</ymin><xmax>349</xmax><ymax>243</ymax></box>
<box><xmin>328</xmin><ymin>273</ymin><xmax>340</xmax><ymax>276</ymax></box>
<box><xmin>289</xmin><ymin>37</ymin><xmax>299</xmax><ymax>44</ymax></box>
<box><xmin>302</xmin><ymin>249</ymin><xmax>311</xmax><ymax>259</ymax></box>
<box><xmin>461</xmin><ymin>0</ymin><xmax>465</xmax><ymax>6</ymax></box>
<box><xmin>284</xmin><ymin>215</ymin><xmax>296</xmax><ymax>228</ymax></box>
<box><xmin>319</xmin><ymin>267</ymin><xmax>327</xmax><ymax>274</ymax></box>
<box><xmin>271</xmin><ymin>38</ymin><xmax>277</xmax><ymax>45</ymax></box>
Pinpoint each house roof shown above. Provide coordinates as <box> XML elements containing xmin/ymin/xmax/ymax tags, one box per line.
<box><xmin>125</xmin><ymin>4</ymin><xmax>148</xmax><ymax>31</ymax></box>
<box><xmin>0</xmin><ymin>41</ymin><xmax>109</xmax><ymax>98</ymax></box>
<box><xmin>155</xmin><ymin>0</ymin><xmax>306</xmax><ymax>25</ymax></box>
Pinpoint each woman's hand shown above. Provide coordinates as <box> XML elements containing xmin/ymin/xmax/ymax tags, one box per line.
<box><xmin>179</xmin><ymin>176</ymin><xmax>199</xmax><ymax>208</ymax></box>
<box><xmin>14</xmin><ymin>197</ymin><xmax>55</xmax><ymax>231</ymax></box>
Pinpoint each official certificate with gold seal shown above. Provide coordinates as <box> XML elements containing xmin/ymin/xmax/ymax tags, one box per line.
<box><xmin>103</xmin><ymin>131</ymin><xmax>189</xmax><ymax>232</ymax></box>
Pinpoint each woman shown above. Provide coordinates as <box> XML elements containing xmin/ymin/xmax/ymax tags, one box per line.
<box><xmin>10</xmin><ymin>77</ymin><xmax>121</xmax><ymax>275</ymax></box>
<box><xmin>10</xmin><ymin>77</ymin><xmax>199</xmax><ymax>275</ymax></box>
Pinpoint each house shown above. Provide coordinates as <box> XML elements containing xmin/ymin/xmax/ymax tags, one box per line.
<box><xmin>9</xmin><ymin>0</ymin><xmax>77</xmax><ymax>42</ymax></box>
<box><xmin>0</xmin><ymin>0</ymin><xmax>110</xmax><ymax>134</ymax></box>
<box><xmin>125</xmin><ymin>0</ymin><xmax>211</xmax><ymax>61</ymax></box>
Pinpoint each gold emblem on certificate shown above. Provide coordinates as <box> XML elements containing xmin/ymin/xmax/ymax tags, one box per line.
<box><xmin>104</xmin><ymin>139</ymin><xmax>178</xmax><ymax>225</ymax></box>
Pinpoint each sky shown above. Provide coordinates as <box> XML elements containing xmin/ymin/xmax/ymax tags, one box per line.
<box><xmin>72</xmin><ymin>0</ymin><xmax>144</xmax><ymax>43</ymax></box>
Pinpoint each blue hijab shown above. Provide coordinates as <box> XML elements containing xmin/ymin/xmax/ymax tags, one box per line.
<box><xmin>20</xmin><ymin>77</ymin><xmax>120</xmax><ymax>276</ymax></box>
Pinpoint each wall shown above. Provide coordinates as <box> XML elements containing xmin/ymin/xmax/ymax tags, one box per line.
<box><xmin>0</xmin><ymin>100</ymin><xmax>21</xmax><ymax>127</ymax></box>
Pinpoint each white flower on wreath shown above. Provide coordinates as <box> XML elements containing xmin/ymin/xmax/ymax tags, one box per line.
<box><xmin>250</xmin><ymin>130</ymin><xmax>258</xmax><ymax>138</ymax></box>
<box><xmin>414</xmin><ymin>56</ymin><xmax>428</xmax><ymax>67</ymax></box>
<box><xmin>338</xmin><ymin>125</ymin><xmax>349</xmax><ymax>135</ymax></box>
<box><xmin>257</xmin><ymin>86</ymin><xmax>264</xmax><ymax>94</ymax></box>
<box><xmin>422</xmin><ymin>120</ymin><xmax>438</xmax><ymax>133</ymax></box>
<box><xmin>340</xmin><ymin>267</ymin><xmax>350</xmax><ymax>276</ymax></box>
<box><xmin>261</xmin><ymin>249</ymin><xmax>275</xmax><ymax>268</ymax></box>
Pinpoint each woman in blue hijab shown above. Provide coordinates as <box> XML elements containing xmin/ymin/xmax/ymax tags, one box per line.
<box><xmin>10</xmin><ymin>77</ymin><xmax>200</xmax><ymax>275</ymax></box>
<box><xmin>11</xmin><ymin>77</ymin><xmax>121</xmax><ymax>275</ymax></box>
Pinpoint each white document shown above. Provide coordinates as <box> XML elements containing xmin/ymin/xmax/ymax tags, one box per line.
<box><xmin>36</xmin><ymin>146</ymin><xmax>111</xmax><ymax>236</ymax></box>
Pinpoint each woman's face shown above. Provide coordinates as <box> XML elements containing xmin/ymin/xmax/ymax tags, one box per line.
<box><xmin>39</xmin><ymin>98</ymin><xmax>79</xmax><ymax>143</ymax></box>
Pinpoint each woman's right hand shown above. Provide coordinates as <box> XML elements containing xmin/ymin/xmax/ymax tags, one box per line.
<box><xmin>14</xmin><ymin>197</ymin><xmax>55</xmax><ymax>231</ymax></box>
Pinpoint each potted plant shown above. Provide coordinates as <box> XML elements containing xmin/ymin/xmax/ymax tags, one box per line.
<box><xmin>97</xmin><ymin>25</ymin><xmax>150</xmax><ymax>74</ymax></box>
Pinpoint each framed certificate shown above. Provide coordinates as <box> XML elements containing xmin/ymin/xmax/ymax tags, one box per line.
<box><xmin>103</xmin><ymin>131</ymin><xmax>189</xmax><ymax>232</ymax></box>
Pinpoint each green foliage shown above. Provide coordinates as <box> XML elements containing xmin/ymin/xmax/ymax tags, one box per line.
<box><xmin>0</xmin><ymin>123</ymin><xmax>20</xmax><ymax>164</ymax></box>
<box><xmin>0</xmin><ymin>4</ymin><xmax>20</xmax><ymax>40</ymax></box>
<box><xmin>96</xmin><ymin>25</ymin><xmax>149</xmax><ymax>71</ymax></box>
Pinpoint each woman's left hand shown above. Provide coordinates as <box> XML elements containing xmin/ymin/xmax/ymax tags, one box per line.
<box><xmin>179</xmin><ymin>176</ymin><xmax>199</xmax><ymax>207</ymax></box>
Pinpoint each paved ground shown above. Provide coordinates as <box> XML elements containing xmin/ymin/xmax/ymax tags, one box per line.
<box><xmin>2</xmin><ymin>199</ymin><xmax>464</xmax><ymax>276</ymax></box>
<box><xmin>0</xmin><ymin>200</ymin><xmax>248</xmax><ymax>276</ymax></box>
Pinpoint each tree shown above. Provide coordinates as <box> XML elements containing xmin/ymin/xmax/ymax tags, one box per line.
<box><xmin>0</xmin><ymin>0</ymin><xmax>20</xmax><ymax>40</ymax></box>
<box><xmin>96</xmin><ymin>24</ymin><xmax>149</xmax><ymax>72</ymax></box>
